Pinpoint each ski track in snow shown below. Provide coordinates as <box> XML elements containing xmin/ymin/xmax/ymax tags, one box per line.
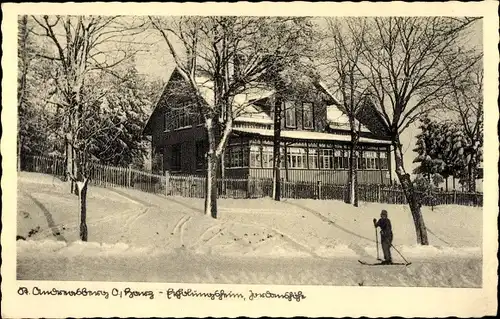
<box><xmin>283</xmin><ymin>200</ymin><xmax>375</xmax><ymax>243</ymax></box>
<box><xmin>229</xmin><ymin>219</ymin><xmax>317</xmax><ymax>257</ymax></box>
<box><xmin>196</xmin><ymin>223</ymin><xmax>227</xmax><ymax>248</ymax></box>
<box><xmin>124</xmin><ymin>207</ymin><xmax>150</xmax><ymax>229</ymax></box>
<box><xmin>190</xmin><ymin>223</ymin><xmax>225</xmax><ymax>250</ymax></box>
<box><xmin>178</xmin><ymin>216</ymin><xmax>192</xmax><ymax>246</ymax></box>
<box><xmin>16</xmin><ymin>173</ymin><xmax>483</xmax><ymax>287</ymax></box>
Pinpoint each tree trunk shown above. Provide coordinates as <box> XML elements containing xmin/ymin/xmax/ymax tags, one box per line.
<box><xmin>347</xmin><ymin>130</ymin><xmax>359</xmax><ymax>206</ymax></box>
<box><xmin>17</xmin><ymin>136</ymin><xmax>22</xmax><ymax>171</ymax></box>
<box><xmin>204</xmin><ymin>152</ymin><xmax>218</xmax><ymax>218</ymax></box>
<box><xmin>220</xmin><ymin>150</ymin><xmax>226</xmax><ymax>196</ymax></box>
<box><xmin>273</xmin><ymin>164</ymin><xmax>281</xmax><ymax>201</ymax></box>
<box><xmin>445</xmin><ymin>176</ymin><xmax>449</xmax><ymax>191</ymax></box>
<box><xmin>204</xmin><ymin>118</ymin><xmax>219</xmax><ymax>218</ymax></box>
<box><xmin>17</xmin><ymin>15</ymin><xmax>29</xmax><ymax>172</ymax></box>
<box><xmin>272</xmin><ymin>97</ymin><xmax>282</xmax><ymax>201</ymax></box>
<box><xmin>393</xmin><ymin>142</ymin><xmax>429</xmax><ymax>245</ymax></box>
<box><xmin>66</xmin><ymin>133</ymin><xmax>77</xmax><ymax>194</ymax></box>
<box><xmin>77</xmin><ymin>178</ymin><xmax>89</xmax><ymax>241</ymax></box>
<box><xmin>468</xmin><ymin>162</ymin><xmax>476</xmax><ymax>192</ymax></box>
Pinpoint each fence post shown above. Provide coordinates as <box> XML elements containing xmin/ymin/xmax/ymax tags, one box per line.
<box><xmin>128</xmin><ymin>164</ymin><xmax>132</xmax><ymax>187</ymax></box>
<box><xmin>377</xmin><ymin>184</ymin><xmax>381</xmax><ymax>202</ymax></box>
<box><xmin>453</xmin><ymin>190</ymin><xmax>457</xmax><ymax>205</ymax></box>
<box><xmin>189</xmin><ymin>175</ymin><xmax>194</xmax><ymax>197</ymax></box>
<box><xmin>317</xmin><ymin>180</ymin><xmax>322</xmax><ymax>200</ymax></box>
<box><xmin>165</xmin><ymin>171</ymin><xmax>170</xmax><ymax>196</ymax></box>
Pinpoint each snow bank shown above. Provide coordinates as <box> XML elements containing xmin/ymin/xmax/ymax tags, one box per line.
<box><xmin>242</xmin><ymin>244</ymin><xmax>312</xmax><ymax>258</ymax></box>
<box><xmin>17</xmin><ymin>240</ymin><xmax>168</xmax><ymax>257</ymax></box>
<box><xmin>364</xmin><ymin>244</ymin><xmax>481</xmax><ymax>260</ymax></box>
<box><xmin>314</xmin><ymin>244</ymin><xmax>358</xmax><ymax>258</ymax></box>
<box><xmin>399</xmin><ymin>245</ymin><xmax>482</xmax><ymax>259</ymax></box>
<box><xmin>17</xmin><ymin>239</ymin><xmax>67</xmax><ymax>253</ymax></box>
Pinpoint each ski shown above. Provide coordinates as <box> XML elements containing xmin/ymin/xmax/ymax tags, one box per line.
<box><xmin>358</xmin><ymin>260</ymin><xmax>411</xmax><ymax>266</ymax></box>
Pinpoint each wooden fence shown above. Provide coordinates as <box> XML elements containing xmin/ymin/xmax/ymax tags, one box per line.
<box><xmin>21</xmin><ymin>155</ymin><xmax>483</xmax><ymax>207</ymax></box>
<box><xmin>21</xmin><ymin>155</ymin><xmax>166</xmax><ymax>195</ymax></box>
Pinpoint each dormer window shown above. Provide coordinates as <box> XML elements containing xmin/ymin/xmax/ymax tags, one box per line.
<box><xmin>284</xmin><ymin>101</ymin><xmax>296</xmax><ymax>128</ymax></box>
<box><xmin>302</xmin><ymin>102</ymin><xmax>314</xmax><ymax>129</ymax></box>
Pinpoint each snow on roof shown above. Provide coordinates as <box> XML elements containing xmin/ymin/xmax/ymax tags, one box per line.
<box><xmin>317</xmin><ymin>81</ymin><xmax>341</xmax><ymax>105</ymax></box>
<box><xmin>327</xmin><ymin>105</ymin><xmax>371</xmax><ymax>133</ymax></box>
<box><xmin>234</xmin><ymin>116</ymin><xmax>273</xmax><ymax>124</ymax></box>
<box><xmin>233</xmin><ymin>127</ymin><xmax>392</xmax><ymax>145</ymax></box>
<box><xmin>195</xmin><ymin>76</ymin><xmax>275</xmax><ymax>112</ymax></box>
<box><xmin>233</xmin><ymin>103</ymin><xmax>273</xmax><ymax>124</ymax></box>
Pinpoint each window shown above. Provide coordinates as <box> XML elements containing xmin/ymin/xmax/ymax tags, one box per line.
<box><xmin>250</xmin><ymin>145</ymin><xmax>262</xmax><ymax>168</ymax></box>
<box><xmin>287</xmin><ymin>147</ymin><xmax>307</xmax><ymax>169</ymax></box>
<box><xmin>164</xmin><ymin>102</ymin><xmax>202</xmax><ymax>131</ymax></box>
<box><xmin>164</xmin><ymin>112</ymin><xmax>169</xmax><ymax>132</ymax></box>
<box><xmin>262</xmin><ymin>146</ymin><xmax>274</xmax><ymax>168</ymax></box>
<box><xmin>171</xmin><ymin>144</ymin><xmax>182</xmax><ymax>171</ymax></box>
<box><xmin>231</xmin><ymin>146</ymin><xmax>242</xmax><ymax>167</ymax></box>
<box><xmin>242</xmin><ymin>147</ymin><xmax>249</xmax><ymax>167</ymax></box>
<box><xmin>227</xmin><ymin>145</ymin><xmax>249</xmax><ymax>168</ymax></box>
<box><xmin>320</xmin><ymin>149</ymin><xmax>334</xmax><ymax>169</ymax></box>
<box><xmin>334</xmin><ymin>150</ymin><xmax>344</xmax><ymax>169</ymax></box>
<box><xmin>173</xmin><ymin>111</ymin><xmax>191</xmax><ymax>129</ymax></box>
<box><xmin>355</xmin><ymin>150</ymin><xmax>361</xmax><ymax>169</ymax></box>
<box><xmin>334</xmin><ymin>149</ymin><xmax>350</xmax><ymax>169</ymax></box>
<box><xmin>302</xmin><ymin>102</ymin><xmax>314</xmax><ymax>129</ymax></box>
<box><xmin>342</xmin><ymin>150</ymin><xmax>350</xmax><ymax>169</ymax></box>
<box><xmin>308</xmin><ymin>148</ymin><xmax>318</xmax><ymax>169</ymax></box>
<box><xmin>284</xmin><ymin>101</ymin><xmax>296</xmax><ymax>128</ymax></box>
<box><xmin>379</xmin><ymin>151</ymin><xmax>388</xmax><ymax>170</ymax></box>
<box><xmin>363</xmin><ymin>151</ymin><xmax>377</xmax><ymax>170</ymax></box>
<box><xmin>348</xmin><ymin>150</ymin><xmax>361</xmax><ymax>170</ymax></box>
<box><xmin>195</xmin><ymin>141</ymin><xmax>206</xmax><ymax>170</ymax></box>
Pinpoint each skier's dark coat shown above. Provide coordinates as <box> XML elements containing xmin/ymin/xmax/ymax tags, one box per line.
<box><xmin>375</xmin><ymin>217</ymin><xmax>393</xmax><ymax>263</ymax></box>
<box><xmin>375</xmin><ymin>218</ymin><xmax>393</xmax><ymax>241</ymax></box>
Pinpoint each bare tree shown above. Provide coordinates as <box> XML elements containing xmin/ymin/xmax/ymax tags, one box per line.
<box><xmin>149</xmin><ymin>16</ymin><xmax>313</xmax><ymax>218</ymax></box>
<box><xmin>30</xmin><ymin>15</ymin><xmax>148</xmax><ymax>241</ymax></box>
<box><xmin>352</xmin><ymin>17</ymin><xmax>479</xmax><ymax>245</ymax></box>
<box><xmin>322</xmin><ymin>18</ymin><xmax>372</xmax><ymax>206</ymax></box>
<box><xmin>18</xmin><ymin>15</ymin><xmax>31</xmax><ymax>170</ymax></box>
<box><xmin>441</xmin><ymin>53</ymin><xmax>483</xmax><ymax>192</ymax></box>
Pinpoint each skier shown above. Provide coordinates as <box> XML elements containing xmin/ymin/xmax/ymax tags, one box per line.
<box><xmin>373</xmin><ymin>209</ymin><xmax>393</xmax><ymax>264</ymax></box>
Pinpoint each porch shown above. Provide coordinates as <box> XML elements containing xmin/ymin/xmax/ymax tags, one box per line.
<box><xmin>223</xmin><ymin>128</ymin><xmax>393</xmax><ymax>185</ymax></box>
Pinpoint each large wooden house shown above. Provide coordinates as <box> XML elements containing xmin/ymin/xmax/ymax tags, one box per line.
<box><xmin>143</xmin><ymin>68</ymin><xmax>393</xmax><ymax>185</ymax></box>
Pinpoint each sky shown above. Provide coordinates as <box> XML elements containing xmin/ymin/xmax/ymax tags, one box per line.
<box><xmin>134</xmin><ymin>17</ymin><xmax>483</xmax><ymax>182</ymax></box>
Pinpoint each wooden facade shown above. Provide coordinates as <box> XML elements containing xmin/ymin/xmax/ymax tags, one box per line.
<box><xmin>143</xmin><ymin>69</ymin><xmax>393</xmax><ymax>185</ymax></box>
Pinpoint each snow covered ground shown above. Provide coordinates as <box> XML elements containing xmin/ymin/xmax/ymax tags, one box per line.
<box><xmin>16</xmin><ymin>172</ymin><xmax>483</xmax><ymax>287</ymax></box>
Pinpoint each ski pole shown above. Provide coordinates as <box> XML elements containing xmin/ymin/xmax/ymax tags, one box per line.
<box><xmin>375</xmin><ymin>227</ymin><xmax>381</xmax><ymax>261</ymax></box>
<box><xmin>390</xmin><ymin>243</ymin><xmax>410</xmax><ymax>265</ymax></box>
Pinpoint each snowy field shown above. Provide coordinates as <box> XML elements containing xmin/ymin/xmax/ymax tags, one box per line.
<box><xmin>16</xmin><ymin>172</ymin><xmax>483</xmax><ymax>287</ymax></box>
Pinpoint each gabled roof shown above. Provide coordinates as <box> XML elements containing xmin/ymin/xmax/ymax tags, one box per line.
<box><xmin>143</xmin><ymin>68</ymin><xmax>389</xmax><ymax>140</ymax></box>
<box><xmin>142</xmin><ymin>68</ymin><xmax>177</xmax><ymax>135</ymax></box>
<box><xmin>327</xmin><ymin>105</ymin><xmax>371</xmax><ymax>133</ymax></box>
<box><xmin>143</xmin><ymin>68</ymin><xmax>275</xmax><ymax>135</ymax></box>
<box><xmin>318</xmin><ymin>83</ymin><xmax>390</xmax><ymax>138</ymax></box>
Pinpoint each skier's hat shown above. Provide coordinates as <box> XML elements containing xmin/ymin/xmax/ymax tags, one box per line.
<box><xmin>380</xmin><ymin>209</ymin><xmax>388</xmax><ymax>217</ymax></box>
